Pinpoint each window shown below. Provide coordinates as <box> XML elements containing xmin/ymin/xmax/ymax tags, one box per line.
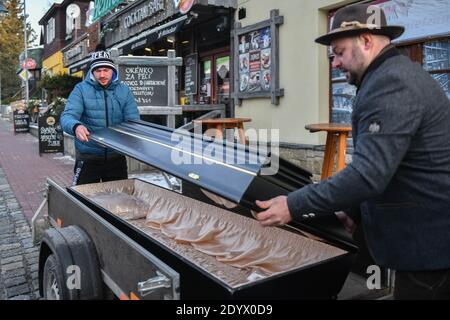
<box><xmin>199</xmin><ymin>59</ymin><xmax>212</xmax><ymax>104</ymax></box>
<box><xmin>46</xmin><ymin>18</ymin><xmax>55</xmax><ymax>44</ymax></box>
<box><xmin>330</xmin><ymin>66</ymin><xmax>356</xmax><ymax>124</ymax></box>
<box><xmin>423</xmin><ymin>39</ymin><xmax>450</xmax><ymax>99</ymax></box>
<box><xmin>199</xmin><ymin>49</ymin><xmax>230</xmax><ymax>105</ymax></box>
<box><xmin>216</xmin><ymin>55</ymin><xmax>230</xmax><ymax>105</ymax></box>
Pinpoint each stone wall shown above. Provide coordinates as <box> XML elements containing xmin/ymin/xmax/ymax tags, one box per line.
<box><xmin>279</xmin><ymin>144</ymin><xmax>353</xmax><ymax>182</ymax></box>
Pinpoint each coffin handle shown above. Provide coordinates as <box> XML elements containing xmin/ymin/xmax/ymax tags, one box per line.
<box><xmin>137</xmin><ymin>271</ymin><xmax>172</xmax><ymax>297</ymax></box>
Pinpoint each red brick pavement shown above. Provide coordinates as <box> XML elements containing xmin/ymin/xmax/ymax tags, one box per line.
<box><xmin>0</xmin><ymin>119</ymin><xmax>73</xmax><ymax>221</ymax></box>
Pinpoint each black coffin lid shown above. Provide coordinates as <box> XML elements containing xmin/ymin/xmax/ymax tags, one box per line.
<box><xmin>90</xmin><ymin>120</ymin><xmax>312</xmax><ymax>211</ymax></box>
<box><xmin>90</xmin><ymin>120</ymin><xmax>355</xmax><ymax>248</ymax></box>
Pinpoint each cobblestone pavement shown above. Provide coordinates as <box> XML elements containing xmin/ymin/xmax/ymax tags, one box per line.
<box><xmin>0</xmin><ymin>168</ymin><xmax>40</xmax><ymax>300</ymax></box>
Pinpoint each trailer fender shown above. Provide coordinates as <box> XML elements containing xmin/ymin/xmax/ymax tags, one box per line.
<box><xmin>39</xmin><ymin>225</ymin><xmax>103</xmax><ymax>300</ymax></box>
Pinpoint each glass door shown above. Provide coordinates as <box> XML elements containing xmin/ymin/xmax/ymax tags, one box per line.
<box><xmin>215</xmin><ymin>55</ymin><xmax>230</xmax><ymax>105</ymax></box>
<box><xmin>199</xmin><ymin>59</ymin><xmax>212</xmax><ymax>104</ymax></box>
<box><xmin>199</xmin><ymin>48</ymin><xmax>230</xmax><ymax>105</ymax></box>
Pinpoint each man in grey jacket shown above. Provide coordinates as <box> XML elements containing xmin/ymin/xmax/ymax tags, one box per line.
<box><xmin>256</xmin><ymin>3</ymin><xmax>450</xmax><ymax>299</ymax></box>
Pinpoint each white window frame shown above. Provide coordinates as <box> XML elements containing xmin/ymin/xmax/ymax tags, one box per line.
<box><xmin>46</xmin><ymin>17</ymin><xmax>55</xmax><ymax>44</ymax></box>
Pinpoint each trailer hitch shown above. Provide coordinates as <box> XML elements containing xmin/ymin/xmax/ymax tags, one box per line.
<box><xmin>138</xmin><ymin>271</ymin><xmax>172</xmax><ymax>297</ymax></box>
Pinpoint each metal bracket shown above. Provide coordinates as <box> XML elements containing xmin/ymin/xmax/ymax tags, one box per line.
<box><xmin>161</xmin><ymin>172</ymin><xmax>182</xmax><ymax>192</ymax></box>
<box><xmin>137</xmin><ymin>271</ymin><xmax>172</xmax><ymax>297</ymax></box>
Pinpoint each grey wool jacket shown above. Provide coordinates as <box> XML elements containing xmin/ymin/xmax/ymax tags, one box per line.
<box><xmin>287</xmin><ymin>47</ymin><xmax>450</xmax><ymax>271</ymax></box>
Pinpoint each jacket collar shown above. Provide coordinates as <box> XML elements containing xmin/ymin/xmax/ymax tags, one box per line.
<box><xmin>357</xmin><ymin>44</ymin><xmax>400</xmax><ymax>91</ymax></box>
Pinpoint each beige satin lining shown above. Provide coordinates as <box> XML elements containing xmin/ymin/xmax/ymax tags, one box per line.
<box><xmin>74</xmin><ymin>179</ymin><xmax>347</xmax><ymax>287</ymax></box>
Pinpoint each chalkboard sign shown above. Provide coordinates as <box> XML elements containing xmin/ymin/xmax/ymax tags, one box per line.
<box><xmin>184</xmin><ymin>53</ymin><xmax>198</xmax><ymax>96</ymax></box>
<box><xmin>38</xmin><ymin>115</ymin><xmax>64</xmax><ymax>155</ymax></box>
<box><xmin>13</xmin><ymin>110</ymin><xmax>30</xmax><ymax>133</ymax></box>
<box><xmin>119</xmin><ymin>65</ymin><xmax>168</xmax><ymax>107</ymax></box>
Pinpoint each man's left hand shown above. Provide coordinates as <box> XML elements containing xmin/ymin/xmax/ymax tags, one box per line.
<box><xmin>255</xmin><ymin>196</ymin><xmax>292</xmax><ymax>227</ymax></box>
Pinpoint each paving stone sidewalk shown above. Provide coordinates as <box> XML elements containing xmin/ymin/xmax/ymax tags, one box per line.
<box><xmin>0</xmin><ymin>119</ymin><xmax>73</xmax><ymax>221</ymax></box>
<box><xmin>0</xmin><ymin>168</ymin><xmax>40</xmax><ymax>300</ymax></box>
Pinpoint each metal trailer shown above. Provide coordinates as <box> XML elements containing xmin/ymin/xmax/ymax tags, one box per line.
<box><xmin>35</xmin><ymin>120</ymin><xmax>358</xmax><ymax>300</ymax></box>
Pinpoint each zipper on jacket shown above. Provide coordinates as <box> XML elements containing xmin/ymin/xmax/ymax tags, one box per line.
<box><xmin>104</xmin><ymin>89</ymin><xmax>109</xmax><ymax>162</ymax></box>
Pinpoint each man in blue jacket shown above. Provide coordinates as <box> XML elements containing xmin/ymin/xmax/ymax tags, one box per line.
<box><xmin>61</xmin><ymin>45</ymin><xmax>140</xmax><ymax>185</ymax></box>
<box><xmin>255</xmin><ymin>4</ymin><xmax>450</xmax><ymax>299</ymax></box>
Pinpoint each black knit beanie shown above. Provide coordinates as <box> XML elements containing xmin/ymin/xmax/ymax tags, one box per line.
<box><xmin>89</xmin><ymin>44</ymin><xmax>116</xmax><ymax>71</ymax></box>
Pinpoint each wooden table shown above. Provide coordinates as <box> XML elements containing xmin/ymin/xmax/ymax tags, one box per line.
<box><xmin>305</xmin><ymin>123</ymin><xmax>352</xmax><ymax>180</ymax></box>
<box><xmin>193</xmin><ymin>118</ymin><xmax>252</xmax><ymax>144</ymax></box>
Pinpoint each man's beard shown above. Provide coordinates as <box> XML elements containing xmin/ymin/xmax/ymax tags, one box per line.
<box><xmin>346</xmin><ymin>45</ymin><xmax>366</xmax><ymax>86</ymax></box>
<box><xmin>347</xmin><ymin>71</ymin><xmax>359</xmax><ymax>86</ymax></box>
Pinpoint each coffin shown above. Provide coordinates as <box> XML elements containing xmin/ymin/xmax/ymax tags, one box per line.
<box><xmin>67</xmin><ymin>120</ymin><xmax>357</xmax><ymax>299</ymax></box>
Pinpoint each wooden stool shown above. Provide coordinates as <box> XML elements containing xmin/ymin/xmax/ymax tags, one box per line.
<box><xmin>305</xmin><ymin>123</ymin><xmax>352</xmax><ymax>180</ymax></box>
<box><xmin>193</xmin><ymin>118</ymin><xmax>252</xmax><ymax>144</ymax></box>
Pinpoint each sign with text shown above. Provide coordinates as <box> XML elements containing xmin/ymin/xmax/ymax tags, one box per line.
<box><xmin>124</xmin><ymin>0</ymin><xmax>165</xmax><ymax>28</ymax></box>
<box><xmin>119</xmin><ymin>65</ymin><xmax>169</xmax><ymax>107</ymax></box>
<box><xmin>184</xmin><ymin>53</ymin><xmax>198</xmax><ymax>96</ymax></box>
<box><xmin>13</xmin><ymin>110</ymin><xmax>30</xmax><ymax>133</ymax></box>
<box><xmin>93</xmin><ymin>0</ymin><xmax>125</xmax><ymax>22</ymax></box>
<box><xmin>38</xmin><ymin>115</ymin><xmax>64</xmax><ymax>154</ymax></box>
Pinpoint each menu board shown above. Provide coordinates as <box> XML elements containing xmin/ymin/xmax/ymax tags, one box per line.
<box><xmin>119</xmin><ymin>65</ymin><xmax>169</xmax><ymax>107</ymax></box>
<box><xmin>238</xmin><ymin>26</ymin><xmax>272</xmax><ymax>93</ymax></box>
<box><xmin>13</xmin><ymin>110</ymin><xmax>30</xmax><ymax>133</ymax></box>
<box><xmin>38</xmin><ymin>115</ymin><xmax>64</xmax><ymax>154</ymax></box>
<box><xmin>184</xmin><ymin>53</ymin><xmax>198</xmax><ymax>96</ymax></box>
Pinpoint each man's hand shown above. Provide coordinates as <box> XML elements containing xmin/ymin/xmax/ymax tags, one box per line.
<box><xmin>75</xmin><ymin>125</ymin><xmax>90</xmax><ymax>142</ymax></box>
<box><xmin>255</xmin><ymin>196</ymin><xmax>292</xmax><ymax>227</ymax></box>
<box><xmin>335</xmin><ymin>211</ymin><xmax>356</xmax><ymax>234</ymax></box>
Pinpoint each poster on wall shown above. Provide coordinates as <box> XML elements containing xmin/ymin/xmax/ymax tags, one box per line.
<box><xmin>238</xmin><ymin>26</ymin><xmax>272</xmax><ymax>94</ymax></box>
<box><xmin>378</xmin><ymin>0</ymin><xmax>450</xmax><ymax>43</ymax></box>
<box><xmin>234</xmin><ymin>10</ymin><xmax>284</xmax><ymax>105</ymax></box>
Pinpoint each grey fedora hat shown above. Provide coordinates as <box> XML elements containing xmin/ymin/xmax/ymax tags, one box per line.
<box><xmin>315</xmin><ymin>3</ymin><xmax>405</xmax><ymax>46</ymax></box>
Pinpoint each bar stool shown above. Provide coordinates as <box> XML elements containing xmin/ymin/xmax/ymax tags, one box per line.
<box><xmin>305</xmin><ymin>123</ymin><xmax>352</xmax><ymax>180</ymax></box>
<box><xmin>193</xmin><ymin>118</ymin><xmax>252</xmax><ymax>144</ymax></box>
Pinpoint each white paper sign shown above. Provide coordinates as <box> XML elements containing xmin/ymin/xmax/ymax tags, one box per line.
<box><xmin>379</xmin><ymin>0</ymin><xmax>450</xmax><ymax>43</ymax></box>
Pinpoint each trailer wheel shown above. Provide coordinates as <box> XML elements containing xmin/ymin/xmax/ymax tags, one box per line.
<box><xmin>39</xmin><ymin>226</ymin><xmax>103</xmax><ymax>300</ymax></box>
<box><xmin>43</xmin><ymin>254</ymin><xmax>67</xmax><ymax>300</ymax></box>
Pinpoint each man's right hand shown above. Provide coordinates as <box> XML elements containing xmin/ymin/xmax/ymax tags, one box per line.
<box><xmin>335</xmin><ymin>211</ymin><xmax>356</xmax><ymax>234</ymax></box>
<box><xmin>75</xmin><ymin>125</ymin><xmax>90</xmax><ymax>142</ymax></box>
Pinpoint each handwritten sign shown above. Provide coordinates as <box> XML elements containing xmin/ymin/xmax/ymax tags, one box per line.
<box><xmin>13</xmin><ymin>110</ymin><xmax>30</xmax><ymax>133</ymax></box>
<box><xmin>119</xmin><ymin>65</ymin><xmax>168</xmax><ymax>107</ymax></box>
<box><xmin>184</xmin><ymin>53</ymin><xmax>198</xmax><ymax>96</ymax></box>
<box><xmin>38</xmin><ymin>115</ymin><xmax>64</xmax><ymax>154</ymax></box>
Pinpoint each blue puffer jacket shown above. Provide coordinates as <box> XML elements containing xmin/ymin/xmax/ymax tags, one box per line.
<box><xmin>61</xmin><ymin>67</ymin><xmax>139</xmax><ymax>156</ymax></box>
